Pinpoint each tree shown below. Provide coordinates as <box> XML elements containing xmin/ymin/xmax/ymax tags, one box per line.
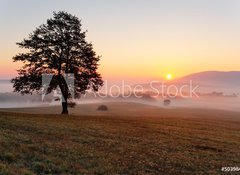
<box><xmin>12</xmin><ymin>11</ymin><xmax>103</xmax><ymax>114</ymax></box>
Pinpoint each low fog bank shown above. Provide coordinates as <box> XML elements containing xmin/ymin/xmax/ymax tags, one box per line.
<box><xmin>0</xmin><ymin>92</ymin><xmax>57</xmax><ymax>108</ymax></box>
<box><xmin>147</xmin><ymin>97</ymin><xmax>240</xmax><ymax>112</ymax></box>
<box><xmin>1</xmin><ymin>77</ymin><xmax>239</xmax><ymax>112</ymax></box>
<box><xmin>0</xmin><ymin>91</ymin><xmax>239</xmax><ymax>113</ymax></box>
<box><xmin>109</xmin><ymin>96</ymin><xmax>240</xmax><ymax>112</ymax></box>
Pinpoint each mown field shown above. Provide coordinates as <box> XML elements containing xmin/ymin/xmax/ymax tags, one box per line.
<box><xmin>0</xmin><ymin>103</ymin><xmax>240</xmax><ymax>174</ymax></box>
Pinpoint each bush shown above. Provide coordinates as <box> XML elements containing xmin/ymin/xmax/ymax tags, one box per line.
<box><xmin>67</xmin><ymin>101</ymin><xmax>76</xmax><ymax>108</ymax></box>
<box><xmin>163</xmin><ymin>99</ymin><xmax>171</xmax><ymax>106</ymax></box>
<box><xmin>97</xmin><ymin>105</ymin><xmax>108</xmax><ymax>111</ymax></box>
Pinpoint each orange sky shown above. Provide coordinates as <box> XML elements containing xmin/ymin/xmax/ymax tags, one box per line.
<box><xmin>1</xmin><ymin>0</ymin><xmax>240</xmax><ymax>82</ymax></box>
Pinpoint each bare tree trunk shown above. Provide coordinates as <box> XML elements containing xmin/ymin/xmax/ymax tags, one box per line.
<box><xmin>61</xmin><ymin>100</ymin><xmax>68</xmax><ymax>114</ymax></box>
<box><xmin>59</xmin><ymin>74</ymin><xmax>69</xmax><ymax>115</ymax></box>
<box><xmin>61</xmin><ymin>86</ymin><xmax>69</xmax><ymax>115</ymax></box>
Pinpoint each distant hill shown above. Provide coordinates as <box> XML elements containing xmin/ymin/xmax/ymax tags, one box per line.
<box><xmin>136</xmin><ymin>71</ymin><xmax>240</xmax><ymax>94</ymax></box>
<box><xmin>0</xmin><ymin>79</ymin><xmax>11</xmax><ymax>83</ymax></box>
<box><xmin>171</xmin><ymin>71</ymin><xmax>240</xmax><ymax>88</ymax></box>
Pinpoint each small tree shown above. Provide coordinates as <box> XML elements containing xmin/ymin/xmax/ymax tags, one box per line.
<box><xmin>12</xmin><ymin>11</ymin><xmax>103</xmax><ymax>114</ymax></box>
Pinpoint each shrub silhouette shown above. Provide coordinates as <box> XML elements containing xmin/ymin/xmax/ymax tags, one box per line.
<box><xmin>68</xmin><ymin>101</ymin><xmax>76</xmax><ymax>108</ymax></box>
<box><xmin>163</xmin><ymin>99</ymin><xmax>171</xmax><ymax>106</ymax></box>
<box><xmin>97</xmin><ymin>105</ymin><xmax>108</xmax><ymax>111</ymax></box>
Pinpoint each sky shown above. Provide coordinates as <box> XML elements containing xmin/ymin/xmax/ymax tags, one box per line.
<box><xmin>0</xmin><ymin>0</ymin><xmax>240</xmax><ymax>83</ymax></box>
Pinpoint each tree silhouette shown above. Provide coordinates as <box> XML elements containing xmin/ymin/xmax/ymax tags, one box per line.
<box><xmin>12</xmin><ymin>11</ymin><xmax>103</xmax><ymax>114</ymax></box>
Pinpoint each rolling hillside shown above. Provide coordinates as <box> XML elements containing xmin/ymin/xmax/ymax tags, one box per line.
<box><xmin>172</xmin><ymin>71</ymin><xmax>240</xmax><ymax>88</ymax></box>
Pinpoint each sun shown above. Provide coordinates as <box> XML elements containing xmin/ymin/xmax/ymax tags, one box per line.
<box><xmin>165</xmin><ymin>74</ymin><xmax>173</xmax><ymax>80</ymax></box>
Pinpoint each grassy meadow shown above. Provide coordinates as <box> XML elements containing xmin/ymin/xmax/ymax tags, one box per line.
<box><xmin>0</xmin><ymin>102</ymin><xmax>240</xmax><ymax>174</ymax></box>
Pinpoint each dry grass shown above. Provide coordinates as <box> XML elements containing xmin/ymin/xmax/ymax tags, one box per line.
<box><xmin>0</xmin><ymin>102</ymin><xmax>240</xmax><ymax>174</ymax></box>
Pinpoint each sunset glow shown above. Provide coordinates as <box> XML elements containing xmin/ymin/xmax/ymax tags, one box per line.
<box><xmin>0</xmin><ymin>0</ymin><xmax>240</xmax><ymax>82</ymax></box>
<box><xmin>166</xmin><ymin>74</ymin><xmax>173</xmax><ymax>80</ymax></box>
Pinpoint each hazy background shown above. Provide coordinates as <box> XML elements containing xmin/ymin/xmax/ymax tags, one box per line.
<box><xmin>1</xmin><ymin>0</ymin><xmax>240</xmax><ymax>82</ymax></box>
<box><xmin>0</xmin><ymin>0</ymin><xmax>240</xmax><ymax>111</ymax></box>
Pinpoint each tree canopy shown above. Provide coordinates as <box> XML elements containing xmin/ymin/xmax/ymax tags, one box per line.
<box><xmin>12</xmin><ymin>11</ymin><xmax>103</xmax><ymax>114</ymax></box>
